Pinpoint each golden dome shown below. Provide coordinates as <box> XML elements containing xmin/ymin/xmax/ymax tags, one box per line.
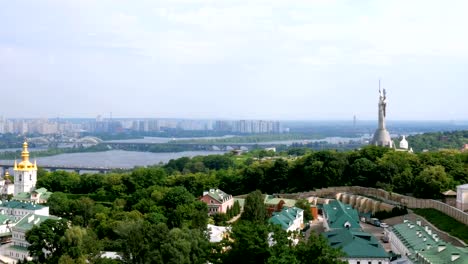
<box><xmin>14</xmin><ymin>140</ymin><xmax>37</xmax><ymax>171</ymax></box>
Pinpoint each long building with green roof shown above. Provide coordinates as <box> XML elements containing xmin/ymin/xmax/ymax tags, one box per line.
<box><xmin>5</xmin><ymin>213</ymin><xmax>59</xmax><ymax>262</ymax></box>
<box><xmin>387</xmin><ymin>220</ymin><xmax>468</xmax><ymax>264</ymax></box>
<box><xmin>268</xmin><ymin>206</ymin><xmax>304</xmax><ymax>232</ymax></box>
<box><xmin>322</xmin><ymin>200</ymin><xmax>390</xmax><ymax>264</ymax></box>
<box><xmin>323</xmin><ymin>200</ymin><xmax>361</xmax><ymax>231</ymax></box>
<box><xmin>0</xmin><ymin>200</ymin><xmax>49</xmax><ymax>221</ymax></box>
<box><xmin>324</xmin><ymin>228</ymin><xmax>389</xmax><ymax>264</ymax></box>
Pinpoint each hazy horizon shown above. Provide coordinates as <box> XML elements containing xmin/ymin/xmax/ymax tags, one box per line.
<box><xmin>2</xmin><ymin>0</ymin><xmax>468</xmax><ymax>120</ymax></box>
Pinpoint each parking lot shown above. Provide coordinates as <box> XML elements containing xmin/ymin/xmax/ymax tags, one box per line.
<box><xmin>360</xmin><ymin>221</ymin><xmax>392</xmax><ymax>251</ymax></box>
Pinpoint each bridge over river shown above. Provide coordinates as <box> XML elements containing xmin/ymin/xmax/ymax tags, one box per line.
<box><xmin>102</xmin><ymin>141</ymin><xmax>282</xmax><ymax>151</ymax></box>
<box><xmin>0</xmin><ymin>162</ymin><xmax>124</xmax><ymax>174</ymax></box>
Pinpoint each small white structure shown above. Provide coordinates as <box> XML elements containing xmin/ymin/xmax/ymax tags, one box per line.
<box><xmin>264</xmin><ymin>147</ymin><xmax>276</xmax><ymax>152</ymax></box>
<box><xmin>207</xmin><ymin>224</ymin><xmax>231</xmax><ymax>243</ymax></box>
<box><xmin>0</xmin><ymin>171</ymin><xmax>14</xmax><ymax>196</ymax></box>
<box><xmin>456</xmin><ymin>184</ymin><xmax>468</xmax><ymax>211</ymax></box>
<box><xmin>399</xmin><ymin>136</ymin><xmax>409</xmax><ymax>150</ymax></box>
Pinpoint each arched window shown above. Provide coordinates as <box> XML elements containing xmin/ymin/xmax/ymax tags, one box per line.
<box><xmin>19</xmin><ymin>174</ymin><xmax>22</xmax><ymax>182</ymax></box>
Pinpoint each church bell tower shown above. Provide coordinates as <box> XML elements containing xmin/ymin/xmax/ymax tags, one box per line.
<box><xmin>13</xmin><ymin>141</ymin><xmax>37</xmax><ymax>196</ymax></box>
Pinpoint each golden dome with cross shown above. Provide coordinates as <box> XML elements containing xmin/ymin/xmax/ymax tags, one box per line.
<box><xmin>14</xmin><ymin>141</ymin><xmax>37</xmax><ymax>171</ymax></box>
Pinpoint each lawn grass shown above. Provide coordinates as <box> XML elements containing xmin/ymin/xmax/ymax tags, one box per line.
<box><xmin>413</xmin><ymin>208</ymin><xmax>468</xmax><ymax>244</ymax></box>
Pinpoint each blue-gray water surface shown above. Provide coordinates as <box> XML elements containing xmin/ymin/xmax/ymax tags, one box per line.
<box><xmin>0</xmin><ymin>150</ymin><xmax>226</xmax><ymax>169</ymax></box>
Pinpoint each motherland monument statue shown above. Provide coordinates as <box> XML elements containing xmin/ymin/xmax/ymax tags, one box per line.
<box><xmin>371</xmin><ymin>81</ymin><xmax>393</xmax><ymax>147</ymax></box>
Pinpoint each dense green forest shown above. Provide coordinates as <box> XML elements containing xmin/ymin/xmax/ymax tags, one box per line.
<box><xmin>407</xmin><ymin>130</ymin><xmax>468</xmax><ymax>152</ymax></box>
<box><xmin>16</xmin><ymin>146</ymin><xmax>468</xmax><ymax>263</ymax></box>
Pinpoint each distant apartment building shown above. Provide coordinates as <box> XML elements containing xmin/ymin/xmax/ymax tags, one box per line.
<box><xmin>87</xmin><ymin>120</ymin><xmax>123</xmax><ymax>133</ymax></box>
<box><xmin>0</xmin><ymin>117</ymin><xmax>280</xmax><ymax>135</ymax></box>
<box><xmin>216</xmin><ymin>120</ymin><xmax>282</xmax><ymax>134</ymax></box>
<box><xmin>214</xmin><ymin>120</ymin><xmax>232</xmax><ymax>131</ymax></box>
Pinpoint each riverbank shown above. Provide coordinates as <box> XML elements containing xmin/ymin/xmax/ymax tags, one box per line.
<box><xmin>0</xmin><ymin>150</ymin><xmax>227</xmax><ymax>169</ymax></box>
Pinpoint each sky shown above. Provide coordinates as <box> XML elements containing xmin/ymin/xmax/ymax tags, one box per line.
<box><xmin>1</xmin><ymin>0</ymin><xmax>467</xmax><ymax>120</ymax></box>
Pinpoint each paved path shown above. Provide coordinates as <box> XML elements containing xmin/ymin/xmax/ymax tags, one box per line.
<box><xmin>227</xmin><ymin>212</ymin><xmax>242</xmax><ymax>224</ymax></box>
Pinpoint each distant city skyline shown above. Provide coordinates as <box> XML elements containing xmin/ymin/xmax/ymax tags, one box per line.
<box><xmin>1</xmin><ymin>0</ymin><xmax>468</xmax><ymax>120</ymax></box>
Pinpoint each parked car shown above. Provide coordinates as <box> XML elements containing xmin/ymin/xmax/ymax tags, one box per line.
<box><xmin>365</xmin><ymin>217</ymin><xmax>381</xmax><ymax>227</ymax></box>
<box><xmin>380</xmin><ymin>222</ymin><xmax>389</xmax><ymax>228</ymax></box>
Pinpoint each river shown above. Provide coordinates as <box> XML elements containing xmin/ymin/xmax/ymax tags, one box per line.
<box><xmin>0</xmin><ymin>150</ymin><xmax>226</xmax><ymax>169</ymax></box>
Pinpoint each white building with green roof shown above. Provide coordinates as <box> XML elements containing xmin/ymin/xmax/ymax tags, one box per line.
<box><xmin>0</xmin><ymin>214</ymin><xmax>16</xmax><ymax>244</ymax></box>
<box><xmin>322</xmin><ymin>200</ymin><xmax>390</xmax><ymax>264</ymax></box>
<box><xmin>324</xmin><ymin>228</ymin><xmax>390</xmax><ymax>264</ymax></box>
<box><xmin>323</xmin><ymin>200</ymin><xmax>361</xmax><ymax>231</ymax></box>
<box><xmin>0</xmin><ymin>200</ymin><xmax>49</xmax><ymax>221</ymax></box>
<box><xmin>13</xmin><ymin>187</ymin><xmax>52</xmax><ymax>204</ymax></box>
<box><xmin>5</xmin><ymin>213</ymin><xmax>59</xmax><ymax>262</ymax></box>
<box><xmin>387</xmin><ymin>220</ymin><xmax>468</xmax><ymax>264</ymax></box>
<box><xmin>268</xmin><ymin>206</ymin><xmax>304</xmax><ymax>232</ymax></box>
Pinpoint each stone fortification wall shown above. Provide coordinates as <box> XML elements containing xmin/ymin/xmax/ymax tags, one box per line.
<box><xmin>282</xmin><ymin>186</ymin><xmax>468</xmax><ymax>225</ymax></box>
<box><xmin>335</xmin><ymin>192</ymin><xmax>394</xmax><ymax>214</ymax></box>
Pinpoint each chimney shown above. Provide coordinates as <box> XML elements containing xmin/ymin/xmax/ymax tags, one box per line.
<box><xmin>27</xmin><ymin>215</ymin><xmax>34</xmax><ymax>223</ymax></box>
<box><xmin>438</xmin><ymin>244</ymin><xmax>446</xmax><ymax>252</ymax></box>
<box><xmin>451</xmin><ymin>253</ymin><xmax>460</xmax><ymax>262</ymax></box>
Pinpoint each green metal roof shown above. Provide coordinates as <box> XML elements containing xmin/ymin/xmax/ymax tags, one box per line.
<box><xmin>268</xmin><ymin>206</ymin><xmax>303</xmax><ymax>230</ymax></box>
<box><xmin>203</xmin><ymin>189</ymin><xmax>232</xmax><ymax>203</ymax></box>
<box><xmin>13</xmin><ymin>188</ymin><xmax>52</xmax><ymax>201</ymax></box>
<box><xmin>323</xmin><ymin>200</ymin><xmax>361</xmax><ymax>230</ymax></box>
<box><xmin>13</xmin><ymin>214</ymin><xmax>59</xmax><ymax>231</ymax></box>
<box><xmin>264</xmin><ymin>195</ymin><xmax>297</xmax><ymax>208</ymax></box>
<box><xmin>9</xmin><ymin>245</ymin><xmax>29</xmax><ymax>252</ymax></box>
<box><xmin>0</xmin><ymin>200</ymin><xmax>45</xmax><ymax>210</ymax></box>
<box><xmin>323</xmin><ymin>229</ymin><xmax>389</xmax><ymax>259</ymax></box>
<box><xmin>32</xmin><ymin>188</ymin><xmax>48</xmax><ymax>194</ymax></box>
<box><xmin>12</xmin><ymin>192</ymin><xmax>30</xmax><ymax>200</ymax></box>
<box><xmin>392</xmin><ymin>221</ymin><xmax>468</xmax><ymax>264</ymax></box>
<box><xmin>0</xmin><ymin>214</ymin><xmax>16</xmax><ymax>224</ymax></box>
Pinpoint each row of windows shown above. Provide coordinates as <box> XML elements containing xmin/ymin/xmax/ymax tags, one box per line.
<box><xmin>17</xmin><ymin>173</ymin><xmax>33</xmax><ymax>182</ymax></box>
<box><xmin>356</xmin><ymin>261</ymin><xmax>382</xmax><ymax>264</ymax></box>
<box><xmin>13</xmin><ymin>233</ymin><xmax>25</xmax><ymax>240</ymax></box>
<box><xmin>9</xmin><ymin>251</ymin><xmax>27</xmax><ymax>259</ymax></box>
